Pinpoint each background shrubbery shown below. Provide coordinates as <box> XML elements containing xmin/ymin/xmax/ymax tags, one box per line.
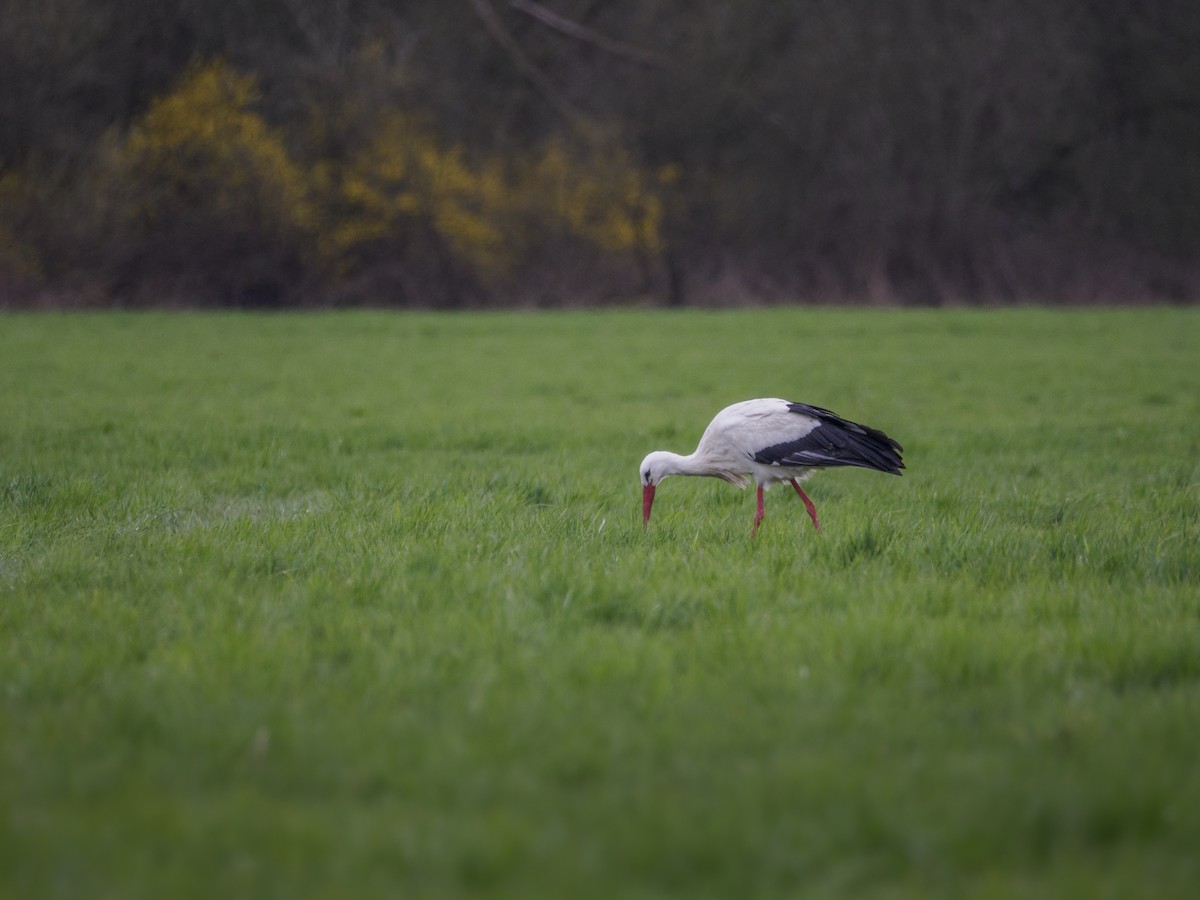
<box><xmin>1</xmin><ymin>0</ymin><xmax>1197</xmax><ymax>307</ymax></box>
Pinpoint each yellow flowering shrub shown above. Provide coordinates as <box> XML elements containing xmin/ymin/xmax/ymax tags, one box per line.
<box><xmin>522</xmin><ymin>141</ymin><xmax>667</xmax><ymax>256</ymax></box>
<box><xmin>318</xmin><ymin>112</ymin><xmax>674</xmax><ymax>290</ymax></box>
<box><xmin>87</xmin><ymin>56</ymin><xmax>678</xmax><ymax>301</ymax></box>
<box><xmin>103</xmin><ymin>60</ymin><xmax>313</xmax><ymax>240</ymax></box>
<box><xmin>316</xmin><ymin>112</ymin><xmax>508</xmax><ymax>278</ymax></box>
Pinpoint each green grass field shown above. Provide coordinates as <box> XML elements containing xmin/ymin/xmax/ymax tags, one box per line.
<box><xmin>2</xmin><ymin>308</ymin><xmax>1198</xmax><ymax>899</ymax></box>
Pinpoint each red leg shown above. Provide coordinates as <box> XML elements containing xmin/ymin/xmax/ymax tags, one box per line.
<box><xmin>790</xmin><ymin>479</ymin><xmax>822</xmax><ymax>532</ymax></box>
<box><xmin>751</xmin><ymin>484</ymin><xmax>765</xmax><ymax>537</ymax></box>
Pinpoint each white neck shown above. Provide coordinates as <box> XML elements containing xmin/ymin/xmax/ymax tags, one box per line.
<box><xmin>658</xmin><ymin>450</ymin><xmax>707</xmax><ymax>477</ymax></box>
<box><xmin>650</xmin><ymin>450</ymin><xmax>748</xmax><ymax>486</ymax></box>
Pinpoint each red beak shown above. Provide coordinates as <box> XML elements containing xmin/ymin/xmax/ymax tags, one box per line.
<box><xmin>642</xmin><ymin>484</ymin><xmax>656</xmax><ymax>527</ymax></box>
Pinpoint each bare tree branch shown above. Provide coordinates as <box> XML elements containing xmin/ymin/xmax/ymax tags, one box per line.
<box><xmin>507</xmin><ymin>0</ymin><xmax>794</xmax><ymax>141</ymax></box>
<box><xmin>279</xmin><ymin>0</ymin><xmax>351</xmax><ymax>65</ymax></box>
<box><xmin>469</xmin><ymin>0</ymin><xmax>586</xmax><ymax>126</ymax></box>
<box><xmin>507</xmin><ymin>0</ymin><xmax>672</xmax><ymax>70</ymax></box>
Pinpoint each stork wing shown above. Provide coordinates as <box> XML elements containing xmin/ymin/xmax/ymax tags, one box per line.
<box><xmin>752</xmin><ymin>403</ymin><xmax>904</xmax><ymax>474</ymax></box>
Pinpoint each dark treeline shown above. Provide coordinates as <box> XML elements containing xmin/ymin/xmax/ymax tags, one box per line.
<box><xmin>1</xmin><ymin>0</ymin><xmax>1197</xmax><ymax>308</ymax></box>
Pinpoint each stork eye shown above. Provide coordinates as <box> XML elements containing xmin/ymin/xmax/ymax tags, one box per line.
<box><xmin>643</xmin><ymin>470</ymin><xmax>651</xmax><ymax>483</ymax></box>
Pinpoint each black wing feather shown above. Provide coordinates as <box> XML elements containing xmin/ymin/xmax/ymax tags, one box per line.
<box><xmin>752</xmin><ymin>402</ymin><xmax>905</xmax><ymax>475</ymax></box>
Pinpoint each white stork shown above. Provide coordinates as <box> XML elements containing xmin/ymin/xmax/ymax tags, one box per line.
<box><xmin>639</xmin><ymin>398</ymin><xmax>904</xmax><ymax>536</ymax></box>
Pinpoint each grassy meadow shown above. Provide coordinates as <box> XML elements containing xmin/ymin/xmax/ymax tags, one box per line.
<box><xmin>1</xmin><ymin>307</ymin><xmax>1198</xmax><ymax>899</ymax></box>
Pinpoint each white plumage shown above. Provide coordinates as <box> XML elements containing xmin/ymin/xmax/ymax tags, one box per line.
<box><xmin>639</xmin><ymin>398</ymin><xmax>904</xmax><ymax>536</ymax></box>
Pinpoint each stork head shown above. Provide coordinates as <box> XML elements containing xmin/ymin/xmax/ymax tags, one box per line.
<box><xmin>639</xmin><ymin>451</ymin><xmax>677</xmax><ymax>526</ymax></box>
